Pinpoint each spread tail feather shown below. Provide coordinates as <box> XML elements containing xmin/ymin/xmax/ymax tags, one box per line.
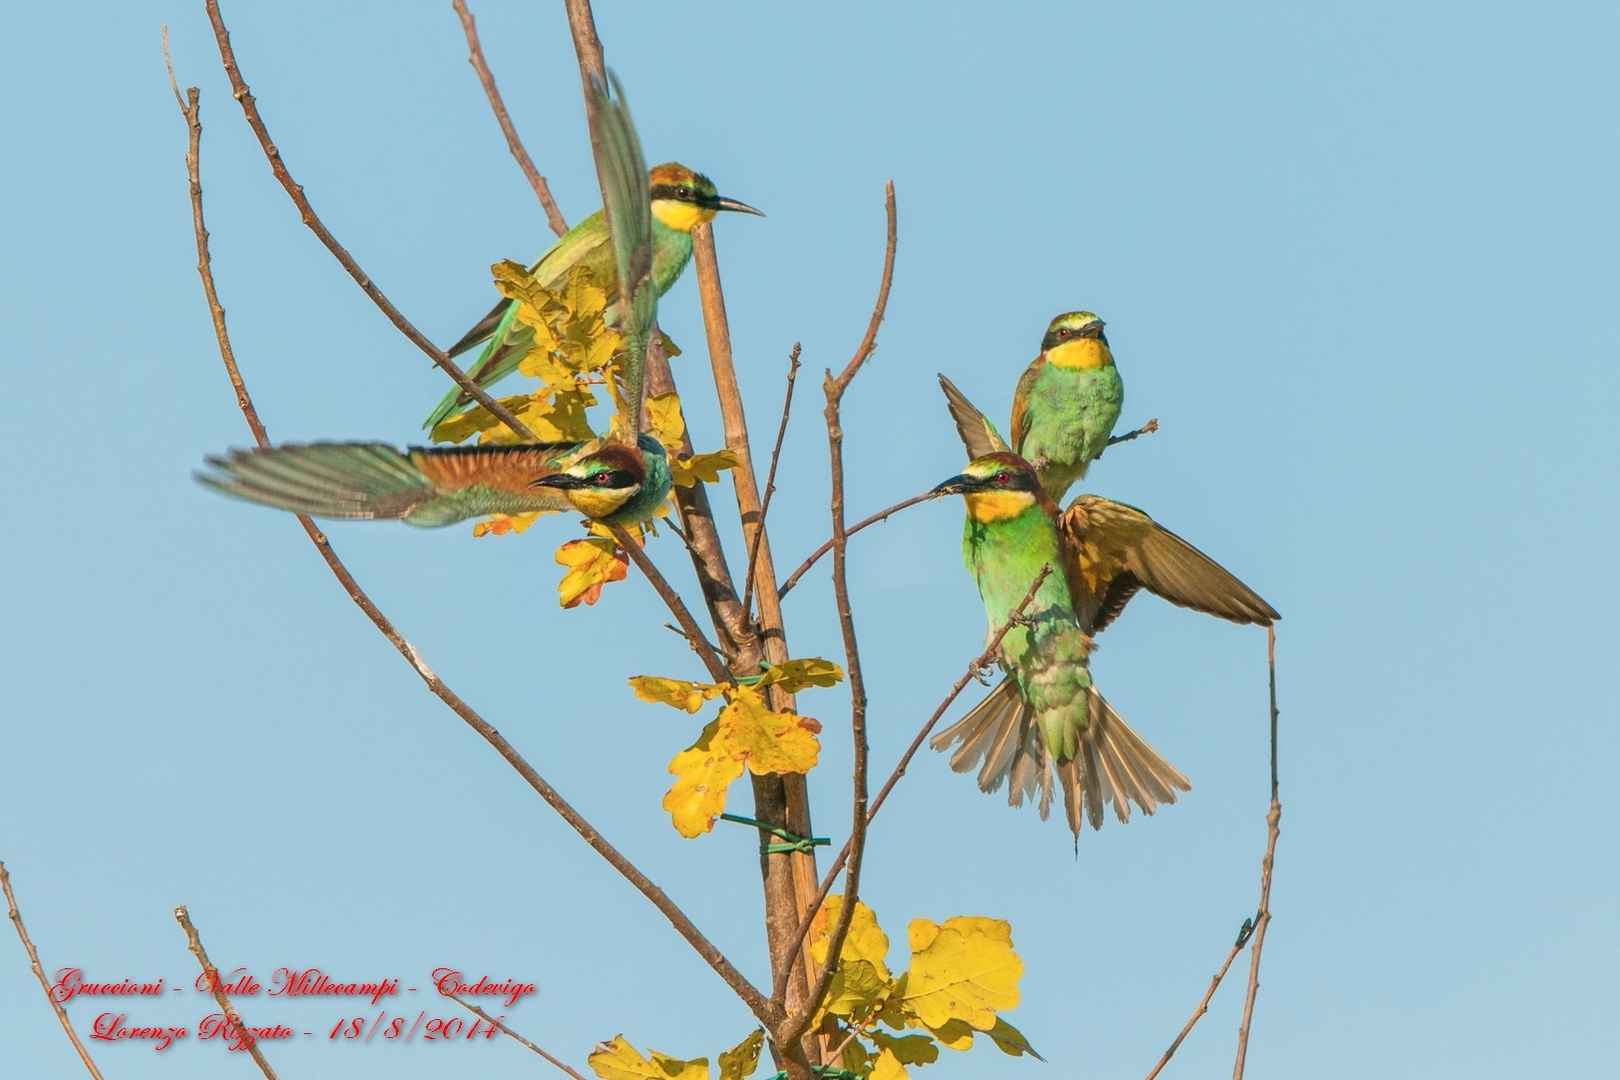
<box><xmin>931</xmin><ymin>677</ymin><xmax>1190</xmax><ymax>838</ymax></box>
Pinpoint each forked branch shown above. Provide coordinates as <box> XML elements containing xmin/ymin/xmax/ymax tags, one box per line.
<box><xmin>1232</xmin><ymin>626</ymin><xmax>1282</xmax><ymax>1079</ymax></box>
<box><xmin>447</xmin><ymin>992</ymin><xmax>589</xmax><ymax>1080</ymax></box>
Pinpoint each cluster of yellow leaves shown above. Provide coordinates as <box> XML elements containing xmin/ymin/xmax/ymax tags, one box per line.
<box><xmin>645</xmin><ymin>391</ymin><xmax>742</xmax><ymax>489</ymax></box>
<box><xmin>589</xmin><ymin>1030</ymin><xmax>762</xmax><ymax>1080</ymax></box>
<box><xmin>806</xmin><ymin>897</ymin><xmax>1039</xmax><ymax>1078</ymax></box>
<box><xmin>629</xmin><ymin>659</ymin><xmax>843</xmax><ymax>837</ymax></box>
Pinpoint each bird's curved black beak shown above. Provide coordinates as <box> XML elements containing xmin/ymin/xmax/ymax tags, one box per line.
<box><xmin>529</xmin><ymin>473</ymin><xmax>585</xmax><ymax>490</ymax></box>
<box><xmin>1078</xmin><ymin>321</ymin><xmax>1106</xmax><ymax>339</ymax></box>
<box><xmin>715</xmin><ymin>196</ymin><xmax>765</xmax><ymax>216</ymax></box>
<box><xmin>931</xmin><ymin>474</ymin><xmax>976</xmax><ymax>496</ymax></box>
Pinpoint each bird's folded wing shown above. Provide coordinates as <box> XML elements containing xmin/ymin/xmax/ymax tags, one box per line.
<box><xmin>937</xmin><ymin>374</ymin><xmax>1010</xmax><ymax>459</ymax></box>
<box><xmin>1058</xmin><ymin>495</ymin><xmax>1279</xmax><ymax>633</ymax></box>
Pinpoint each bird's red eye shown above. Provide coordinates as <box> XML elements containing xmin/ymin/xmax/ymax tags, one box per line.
<box><xmin>994</xmin><ymin>471</ymin><xmax>1012</xmax><ymax>485</ymax></box>
<box><xmin>1057</xmin><ymin>328</ymin><xmax>1070</xmax><ymax>339</ymax></box>
<box><xmin>592</xmin><ymin>472</ymin><xmax>615</xmax><ymax>486</ymax></box>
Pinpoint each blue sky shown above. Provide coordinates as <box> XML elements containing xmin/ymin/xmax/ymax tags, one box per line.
<box><xmin>3</xmin><ymin>1</ymin><xmax>1617</xmax><ymax>1077</ymax></box>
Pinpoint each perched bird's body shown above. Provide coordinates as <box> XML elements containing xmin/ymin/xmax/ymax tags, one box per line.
<box><xmin>1010</xmin><ymin>312</ymin><xmax>1123</xmax><ymax>498</ymax></box>
<box><xmin>426</xmin><ymin>163</ymin><xmax>762</xmax><ymax>432</ymax></box>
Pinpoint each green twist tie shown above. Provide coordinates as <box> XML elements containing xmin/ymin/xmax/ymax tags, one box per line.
<box><xmin>719</xmin><ymin>813</ymin><xmax>830</xmax><ymax>856</ymax></box>
<box><xmin>763</xmin><ymin>1070</ymin><xmax>862</xmax><ymax>1080</ymax></box>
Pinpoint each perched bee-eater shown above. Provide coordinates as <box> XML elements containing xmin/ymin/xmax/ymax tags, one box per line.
<box><xmin>1006</xmin><ymin>311</ymin><xmax>1123</xmax><ymax>499</ymax></box>
<box><xmin>930</xmin><ymin>380</ymin><xmax>1278</xmax><ymax>836</ymax></box>
<box><xmin>204</xmin><ymin>75</ymin><xmax>674</xmax><ymax>534</ymax></box>
<box><xmin>425</xmin><ymin>161</ymin><xmax>763</xmax><ymax>432</ymax></box>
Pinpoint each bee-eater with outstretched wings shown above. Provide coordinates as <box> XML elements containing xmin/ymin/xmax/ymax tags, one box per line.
<box><xmin>1006</xmin><ymin>311</ymin><xmax>1123</xmax><ymax>499</ymax></box>
<box><xmin>930</xmin><ymin>378</ymin><xmax>1277</xmax><ymax>836</ymax></box>
<box><xmin>202</xmin><ymin>74</ymin><xmax>676</xmax><ymax>533</ymax></box>
<box><xmin>425</xmin><ymin>161</ymin><xmax>762</xmax><ymax>432</ymax></box>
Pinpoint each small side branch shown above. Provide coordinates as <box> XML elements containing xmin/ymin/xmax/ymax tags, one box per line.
<box><xmin>773</xmin><ymin>565</ymin><xmax>1051</xmax><ymax>1002</ymax></box>
<box><xmin>741</xmin><ymin>344</ymin><xmax>801</xmax><ymax>620</ymax></box>
<box><xmin>202</xmin><ymin>0</ymin><xmax>537</xmax><ymax>443</ymax></box>
<box><xmin>1</xmin><ymin>860</ymin><xmax>106</xmax><ymax>1080</ymax></box>
<box><xmin>452</xmin><ymin>0</ymin><xmax>569</xmax><ymax>237</ymax></box>
<box><xmin>609</xmin><ymin>524</ymin><xmax>733</xmax><ymax>684</ymax></box>
<box><xmin>1107</xmin><ymin>417</ymin><xmax>1159</xmax><ymax>446</ymax></box>
<box><xmin>1144</xmin><ymin>917</ymin><xmax>1254</xmax><ymax>1080</ymax></box>
<box><xmin>446</xmin><ymin>992</ymin><xmax>588</xmax><ymax>1080</ymax></box>
<box><xmin>174</xmin><ymin>906</ymin><xmax>280</xmax><ymax>1080</ymax></box>
<box><xmin>776</xmin><ymin>492</ymin><xmax>935</xmax><ymax>600</ymax></box>
<box><xmin>1232</xmin><ymin>626</ymin><xmax>1282</xmax><ymax>1080</ymax></box>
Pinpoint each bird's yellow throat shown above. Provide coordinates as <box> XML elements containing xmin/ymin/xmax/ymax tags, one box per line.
<box><xmin>964</xmin><ymin>490</ymin><xmax>1037</xmax><ymax>523</ymax></box>
<box><xmin>568</xmin><ymin>489</ymin><xmax>632</xmax><ymax>520</ymax></box>
<box><xmin>651</xmin><ymin>199</ymin><xmax>717</xmax><ymax>233</ymax></box>
<box><xmin>1045</xmin><ymin>338</ymin><xmax>1112</xmax><ymax>370</ymax></box>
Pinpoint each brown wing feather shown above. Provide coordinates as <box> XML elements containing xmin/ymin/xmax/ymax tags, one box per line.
<box><xmin>410</xmin><ymin>443</ymin><xmax>586</xmax><ymax>494</ymax></box>
<box><xmin>1009</xmin><ymin>356</ymin><xmax>1044</xmax><ymax>452</ymax></box>
<box><xmin>937</xmin><ymin>375</ymin><xmax>1008</xmax><ymax>459</ymax></box>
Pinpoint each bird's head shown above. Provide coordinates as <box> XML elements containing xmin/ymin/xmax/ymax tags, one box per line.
<box><xmin>648</xmin><ymin>162</ymin><xmax>764</xmax><ymax>233</ymax></box>
<box><xmin>529</xmin><ymin>441</ymin><xmax>649</xmax><ymax>521</ymax></box>
<box><xmin>932</xmin><ymin>453</ymin><xmax>1051</xmax><ymax>523</ymax></box>
<box><xmin>1040</xmin><ymin>311</ymin><xmax>1111</xmax><ymax>369</ymax></box>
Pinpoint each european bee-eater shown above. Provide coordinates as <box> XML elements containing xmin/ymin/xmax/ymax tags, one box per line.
<box><xmin>425</xmin><ymin>161</ymin><xmax>762</xmax><ymax>432</ymax></box>
<box><xmin>1007</xmin><ymin>311</ymin><xmax>1123</xmax><ymax>499</ymax></box>
<box><xmin>198</xmin><ymin>434</ymin><xmax>671</xmax><ymax>529</ymax></box>
<box><xmin>929</xmin><ymin>380</ymin><xmax>1278</xmax><ymax>836</ymax></box>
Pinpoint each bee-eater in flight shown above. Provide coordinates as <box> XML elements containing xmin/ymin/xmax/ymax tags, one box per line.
<box><xmin>424</xmin><ymin>161</ymin><xmax>763</xmax><ymax>432</ymax></box>
<box><xmin>203</xmin><ymin>74</ymin><xmax>675</xmax><ymax>534</ymax></box>
<box><xmin>1006</xmin><ymin>311</ymin><xmax>1123</xmax><ymax>499</ymax></box>
<box><xmin>930</xmin><ymin>379</ymin><xmax>1277</xmax><ymax>836</ymax></box>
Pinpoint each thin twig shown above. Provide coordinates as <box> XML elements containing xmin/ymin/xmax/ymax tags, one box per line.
<box><xmin>174</xmin><ymin>906</ymin><xmax>280</xmax><ymax>1080</ymax></box>
<box><xmin>1107</xmin><ymin>417</ymin><xmax>1159</xmax><ymax>446</ymax></box>
<box><xmin>609</xmin><ymin>524</ymin><xmax>732</xmax><ymax>684</ymax></box>
<box><xmin>776</xmin><ymin>492</ymin><xmax>936</xmax><ymax>600</ymax></box>
<box><xmin>173</xmin><ymin>73</ymin><xmax>777</xmax><ymax>1032</ymax></box>
<box><xmin>1232</xmin><ymin>626</ymin><xmax>1281</xmax><ymax>1079</ymax></box>
<box><xmin>773</xmin><ymin>565</ymin><xmax>1051</xmax><ymax>1002</ymax></box>
<box><xmin>451</xmin><ymin>0</ymin><xmax>568</xmax><ymax>237</ymax></box>
<box><xmin>446</xmin><ymin>992</ymin><xmax>588</xmax><ymax>1079</ymax></box>
<box><xmin>202</xmin><ymin>0</ymin><xmax>537</xmax><ymax>443</ymax></box>
<box><xmin>1144</xmin><ymin>918</ymin><xmax>1254</xmax><ymax>1080</ymax></box>
<box><xmin>783</xmin><ymin>183</ymin><xmax>898</xmax><ymax>1045</ymax></box>
<box><xmin>741</xmin><ymin>344</ymin><xmax>801</xmax><ymax>621</ymax></box>
<box><xmin>1</xmin><ymin>860</ymin><xmax>105</xmax><ymax>1080</ymax></box>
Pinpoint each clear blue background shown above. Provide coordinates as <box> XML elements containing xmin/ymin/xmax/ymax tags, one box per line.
<box><xmin>3</xmin><ymin>1</ymin><xmax>1617</xmax><ymax>1077</ymax></box>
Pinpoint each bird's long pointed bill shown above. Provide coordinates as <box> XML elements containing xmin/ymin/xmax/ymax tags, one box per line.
<box><xmin>715</xmin><ymin>196</ymin><xmax>765</xmax><ymax>216</ymax></box>
<box><xmin>529</xmin><ymin>474</ymin><xmax>584</xmax><ymax>490</ymax></box>
<box><xmin>931</xmin><ymin>475</ymin><xmax>973</xmax><ymax>496</ymax></box>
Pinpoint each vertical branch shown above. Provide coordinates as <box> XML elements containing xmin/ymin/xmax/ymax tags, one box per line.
<box><xmin>0</xmin><ymin>861</ymin><xmax>105</xmax><ymax>1080</ymax></box>
<box><xmin>452</xmin><ymin>0</ymin><xmax>569</xmax><ymax>237</ymax></box>
<box><xmin>174</xmin><ymin>906</ymin><xmax>280</xmax><ymax>1080</ymax></box>
<box><xmin>785</xmin><ymin>183</ymin><xmax>897</xmax><ymax>1045</ymax></box>
<box><xmin>1233</xmin><ymin>626</ymin><xmax>1282</xmax><ymax>1079</ymax></box>
<box><xmin>561</xmin><ymin>0</ymin><xmax>606</xmax><ymax>87</ymax></box>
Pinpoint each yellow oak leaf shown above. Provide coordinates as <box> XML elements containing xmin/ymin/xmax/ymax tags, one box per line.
<box><xmin>920</xmin><ymin>1018</ymin><xmax>973</xmax><ymax>1050</ymax></box>
<box><xmin>645</xmin><ymin>391</ymin><xmax>687</xmax><ymax>454</ymax></box>
<box><xmin>903</xmin><ymin>917</ymin><xmax>1023</xmax><ymax>1032</ymax></box>
<box><xmin>472</xmin><ymin>511</ymin><xmax>543</xmax><ymax>538</ymax></box>
<box><xmin>555</xmin><ymin>536</ymin><xmax>628</xmax><ymax>608</ymax></box>
<box><xmin>587</xmin><ymin>1037</ymin><xmax>707</xmax><ymax>1080</ymax></box>
<box><xmin>808</xmin><ymin>895</ymin><xmax>891</xmax><ymax>979</ymax></box>
<box><xmin>479</xmin><ymin>388</ymin><xmax>599</xmax><ymax>446</ymax></box>
<box><xmin>562</xmin><ymin>264</ymin><xmax>609</xmax><ymax>324</ymax></box>
<box><xmin>985</xmin><ymin>1016</ymin><xmax>1043</xmax><ymax>1060</ymax></box>
<box><xmin>629</xmin><ymin>676</ymin><xmax>725</xmax><ymax>714</ymax></box>
<box><xmin>663</xmin><ymin>720</ymin><xmax>746</xmax><ymax>838</ymax></box>
<box><xmin>670</xmin><ymin>449</ymin><xmax>741</xmax><ymax>488</ymax></box>
<box><xmin>719</xmin><ymin>685</ymin><xmax>820</xmax><ymax>775</ymax></box>
<box><xmin>649</xmin><ymin>1054</ymin><xmax>709</xmax><ymax>1080</ymax></box>
<box><xmin>716</xmin><ymin>1029</ymin><xmax>763</xmax><ymax>1080</ymax></box>
<box><xmin>820</xmin><ymin>958</ymin><xmax>891</xmax><ymax>1019</ymax></box>
<box><xmin>759</xmin><ymin>658</ymin><xmax>846</xmax><ymax>694</ymax></box>
<box><xmin>869</xmin><ymin>1048</ymin><xmax>909</xmax><ymax>1080</ymax></box>
<box><xmin>869</xmin><ymin>1032</ymin><xmax>938</xmax><ymax>1067</ymax></box>
<box><xmin>429</xmin><ymin>392</ymin><xmax>533</xmax><ymax>444</ymax></box>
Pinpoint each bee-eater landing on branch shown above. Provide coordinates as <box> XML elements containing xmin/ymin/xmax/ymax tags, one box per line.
<box><xmin>425</xmin><ymin>161</ymin><xmax>763</xmax><ymax>432</ymax></box>
<box><xmin>1008</xmin><ymin>311</ymin><xmax>1123</xmax><ymax>499</ymax></box>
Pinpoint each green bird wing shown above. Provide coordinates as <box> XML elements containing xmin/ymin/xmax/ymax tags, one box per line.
<box><xmin>937</xmin><ymin>374</ymin><xmax>1010</xmax><ymax>458</ymax></box>
<box><xmin>585</xmin><ymin>72</ymin><xmax>655</xmax><ymax>436</ymax></box>
<box><xmin>1056</xmin><ymin>495</ymin><xmax>1279</xmax><ymax>634</ymax></box>
<box><xmin>198</xmin><ymin>441</ymin><xmax>590</xmax><ymax>528</ymax></box>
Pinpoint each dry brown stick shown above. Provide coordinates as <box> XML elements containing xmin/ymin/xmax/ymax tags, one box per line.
<box><xmin>452</xmin><ymin>0</ymin><xmax>569</xmax><ymax>237</ymax></box>
<box><xmin>773</xmin><ymin>564</ymin><xmax>1051</xmax><ymax>1002</ymax></box>
<box><xmin>776</xmin><ymin>492</ymin><xmax>935</xmax><ymax>600</ymax></box>
<box><xmin>561</xmin><ymin>0</ymin><xmax>607</xmax><ymax>91</ymax></box>
<box><xmin>782</xmin><ymin>183</ymin><xmax>897</xmax><ymax>1045</ymax></box>
<box><xmin>1108</xmin><ymin>417</ymin><xmax>1159</xmax><ymax>446</ymax></box>
<box><xmin>741</xmin><ymin>344</ymin><xmax>801</xmax><ymax>621</ymax></box>
<box><xmin>608</xmin><ymin>524</ymin><xmax>732</xmax><ymax>684</ymax></box>
<box><xmin>1232</xmin><ymin>626</ymin><xmax>1281</xmax><ymax>1080</ymax></box>
<box><xmin>202</xmin><ymin>0</ymin><xmax>537</xmax><ymax>443</ymax></box>
<box><xmin>1144</xmin><ymin>917</ymin><xmax>1255</xmax><ymax>1080</ymax></box>
<box><xmin>172</xmin><ymin>72</ymin><xmax>777</xmax><ymax>1032</ymax></box>
<box><xmin>174</xmin><ymin>906</ymin><xmax>280</xmax><ymax>1080</ymax></box>
<box><xmin>446</xmin><ymin>992</ymin><xmax>589</xmax><ymax>1080</ymax></box>
<box><xmin>0</xmin><ymin>861</ymin><xmax>106</xmax><ymax>1080</ymax></box>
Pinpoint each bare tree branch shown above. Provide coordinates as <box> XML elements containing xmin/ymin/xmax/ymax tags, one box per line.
<box><xmin>172</xmin><ymin>72</ymin><xmax>776</xmax><ymax>1031</ymax></box>
<box><xmin>1144</xmin><ymin>917</ymin><xmax>1254</xmax><ymax>1080</ymax></box>
<box><xmin>174</xmin><ymin>906</ymin><xmax>280</xmax><ymax>1080</ymax></box>
<box><xmin>609</xmin><ymin>524</ymin><xmax>732</xmax><ymax>684</ymax></box>
<box><xmin>776</xmin><ymin>492</ymin><xmax>936</xmax><ymax>600</ymax></box>
<box><xmin>446</xmin><ymin>992</ymin><xmax>589</xmax><ymax>1079</ymax></box>
<box><xmin>1233</xmin><ymin>626</ymin><xmax>1282</xmax><ymax>1079</ymax></box>
<box><xmin>1</xmin><ymin>860</ymin><xmax>106</xmax><ymax>1080</ymax></box>
<box><xmin>202</xmin><ymin>0</ymin><xmax>538</xmax><ymax>443</ymax></box>
<box><xmin>1107</xmin><ymin>417</ymin><xmax>1159</xmax><ymax>446</ymax></box>
<box><xmin>783</xmin><ymin>183</ymin><xmax>897</xmax><ymax>1045</ymax></box>
<box><xmin>774</xmin><ymin>564</ymin><xmax>1051</xmax><ymax>1001</ymax></box>
<box><xmin>452</xmin><ymin>0</ymin><xmax>569</xmax><ymax>237</ymax></box>
<box><xmin>742</xmin><ymin>344</ymin><xmax>801</xmax><ymax>622</ymax></box>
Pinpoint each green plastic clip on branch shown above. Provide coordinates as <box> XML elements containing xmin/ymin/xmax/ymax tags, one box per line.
<box><xmin>720</xmin><ymin>814</ymin><xmax>831</xmax><ymax>856</ymax></box>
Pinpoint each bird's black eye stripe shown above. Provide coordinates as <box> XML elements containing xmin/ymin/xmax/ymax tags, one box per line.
<box><xmin>589</xmin><ymin>469</ymin><xmax>636</xmax><ymax>488</ymax></box>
